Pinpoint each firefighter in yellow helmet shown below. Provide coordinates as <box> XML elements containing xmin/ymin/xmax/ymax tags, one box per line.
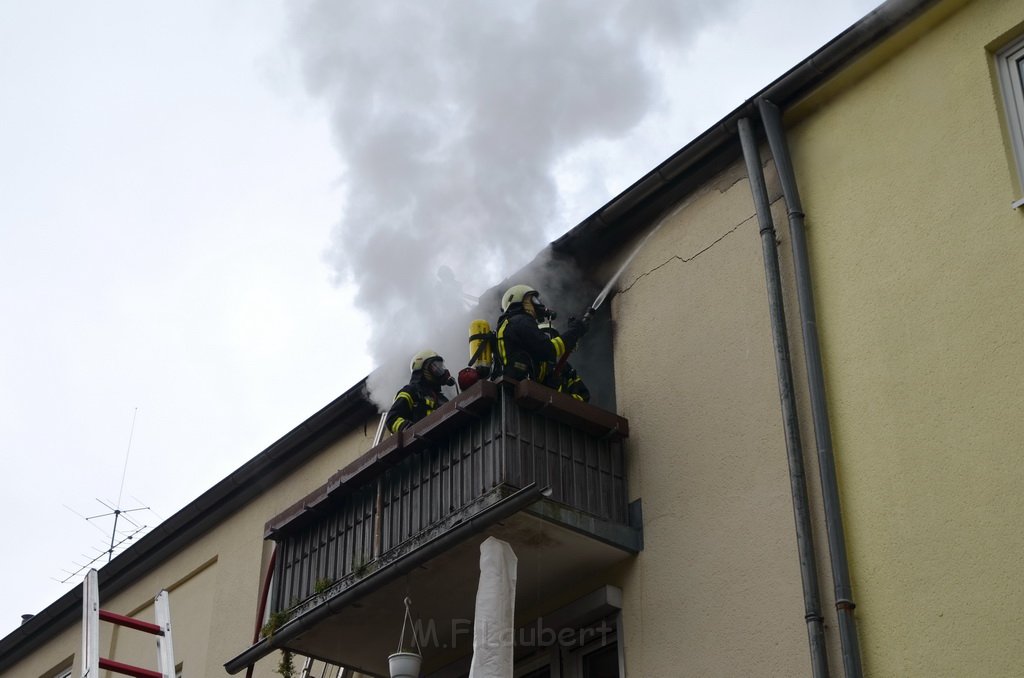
<box><xmin>496</xmin><ymin>284</ymin><xmax>589</xmax><ymax>384</ymax></box>
<box><xmin>385</xmin><ymin>350</ymin><xmax>454</xmax><ymax>433</ymax></box>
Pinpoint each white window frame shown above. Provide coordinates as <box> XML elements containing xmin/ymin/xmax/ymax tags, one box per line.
<box><xmin>996</xmin><ymin>34</ymin><xmax>1024</xmax><ymax>208</ymax></box>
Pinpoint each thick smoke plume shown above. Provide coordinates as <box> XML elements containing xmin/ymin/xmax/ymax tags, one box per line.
<box><xmin>287</xmin><ymin>0</ymin><xmax>730</xmax><ymax>410</ymax></box>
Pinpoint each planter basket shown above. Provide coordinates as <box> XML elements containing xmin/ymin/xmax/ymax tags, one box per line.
<box><xmin>389</xmin><ymin>597</ymin><xmax>423</xmax><ymax>678</ymax></box>
<box><xmin>388</xmin><ymin>651</ymin><xmax>422</xmax><ymax>678</ymax></box>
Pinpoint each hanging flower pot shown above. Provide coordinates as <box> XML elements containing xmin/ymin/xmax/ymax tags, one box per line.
<box><xmin>389</xmin><ymin>596</ymin><xmax>423</xmax><ymax>678</ymax></box>
<box><xmin>388</xmin><ymin>651</ymin><xmax>422</xmax><ymax>678</ymax></box>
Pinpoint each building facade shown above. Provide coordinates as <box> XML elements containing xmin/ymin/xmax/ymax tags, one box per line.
<box><xmin>3</xmin><ymin>0</ymin><xmax>1022</xmax><ymax>675</ymax></box>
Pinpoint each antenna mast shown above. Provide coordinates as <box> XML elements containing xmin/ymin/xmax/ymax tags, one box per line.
<box><xmin>57</xmin><ymin>408</ymin><xmax>157</xmax><ymax>582</ymax></box>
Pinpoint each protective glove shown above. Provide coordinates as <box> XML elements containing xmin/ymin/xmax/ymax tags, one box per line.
<box><xmin>568</xmin><ymin>314</ymin><xmax>590</xmax><ymax>337</ymax></box>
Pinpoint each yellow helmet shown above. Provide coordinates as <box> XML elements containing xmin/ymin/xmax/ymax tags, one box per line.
<box><xmin>501</xmin><ymin>284</ymin><xmax>538</xmax><ymax>312</ymax></box>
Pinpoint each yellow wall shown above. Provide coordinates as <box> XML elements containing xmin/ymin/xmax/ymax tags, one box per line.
<box><xmin>606</xmin><ymin>1</ymin><xmax>1024</xmax><ymax>675</ymax></box>
<box><xmin>787</xmin><ymin>0</ymin><xmax>1024</xmax><ymax>674</ymax></box>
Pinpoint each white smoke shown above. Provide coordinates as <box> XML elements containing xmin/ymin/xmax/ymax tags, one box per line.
<box><xmin>286</xmin><ymin>0</ymin><xmax>735</xmax><ymax>410</ymax></box>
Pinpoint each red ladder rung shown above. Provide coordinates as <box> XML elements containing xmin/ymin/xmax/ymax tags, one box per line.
<box><xmin>99</xmin><ymin>609</ymin><xmax>164</xmax><ymax>635</ymax></box>
<box><xmin>99</xmin><ymin>657</ymin><xmax>163</xmax><ymax>678</ymax></box>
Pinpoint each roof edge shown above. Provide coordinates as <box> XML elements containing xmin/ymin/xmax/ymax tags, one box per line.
<box><xmin>552</xmin><ymin>0</ymin><xmax>939</xmax><ymax>259</ymax></box>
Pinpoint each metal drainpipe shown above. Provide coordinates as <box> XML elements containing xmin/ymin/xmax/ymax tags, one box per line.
<box><xmin>738</xmin><ymin>117</ymin><xmax>830</xmax><ymax>678</ymax></box>
<box><xmin>757</xmin><ymin>98</ymin><xmax>864</xmax><ymax>678</ymax></box>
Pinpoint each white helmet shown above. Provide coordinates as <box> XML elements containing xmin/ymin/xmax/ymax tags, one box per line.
<box><xmin>501</xmin><ymin>284</ymin><xmax>538</xmax><ymax>312</ymax></box>
<box><xmin>410</xmin><ymin>349</ymin><xmax>441</xmax><ymax>372</ymax></box>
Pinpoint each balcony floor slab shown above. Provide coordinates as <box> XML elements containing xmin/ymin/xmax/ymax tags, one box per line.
<box><xmin>280</xmin><ymin>507</ymin><xmax>635</xmax><ymax>676</ymax></box>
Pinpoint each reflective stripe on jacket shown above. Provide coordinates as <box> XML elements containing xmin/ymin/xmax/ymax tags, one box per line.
<box><xmin>496</xmin><ymin>311</ymin><xmax>571</xmax><ymax>382</ymax></box>
<box><xmin>385</xmin><ymin>376</ymin><xmax>447</xmax><ymax>433</ymax></box>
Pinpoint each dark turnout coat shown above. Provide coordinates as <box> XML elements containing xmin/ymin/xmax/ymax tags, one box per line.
<box><xmin>385</xmin><ymin>373</ymin><xmax>448</xmax><ymax>433</ymax></box>
<box><xmin>495</xmin><ymin>308</ymin><xmax>582</xmax><ymax>383</ymax></box>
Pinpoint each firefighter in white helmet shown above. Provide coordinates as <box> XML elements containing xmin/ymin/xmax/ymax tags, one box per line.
<box><xmin>385</xmin><ymin>350</ymin><xmax>454</xmax><ymax>433</ymax></box>
<box><xmin>496</xmin><ymin>284</ymin><xmax>589</xmax><ymax>384</ymax></box>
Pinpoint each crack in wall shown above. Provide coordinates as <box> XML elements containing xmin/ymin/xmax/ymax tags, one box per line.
<box><xmin>619</xmin><ymin>213</ymin><xmax>756</xmax><ymax>296</ymax></box>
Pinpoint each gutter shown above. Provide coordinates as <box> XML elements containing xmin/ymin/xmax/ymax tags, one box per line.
<box><xmin>547</xmin><ymin>2</ymin><xmax>939</xmax><ymax>673</ymax></box>
<box><xmin>552</xmin><ymin>0</ymin><xmax>937</xmax><ymax>262</ymax></box>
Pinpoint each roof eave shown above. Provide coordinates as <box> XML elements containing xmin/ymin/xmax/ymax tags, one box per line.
<box><xmin>0</xmin><ymin>380</ymin><xmax>377</xmax><ymax>672</ymax></box>
<box><xmin>552</xmin><ymin>0</ymin><xmax>938</xmax><ymax>261</ymax></box>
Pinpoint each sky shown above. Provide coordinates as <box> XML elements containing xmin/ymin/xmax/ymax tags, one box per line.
<box><xmin>0</xmin><ymin>0</ymin><xmax>881</xmax><ymax>641</ymax></box>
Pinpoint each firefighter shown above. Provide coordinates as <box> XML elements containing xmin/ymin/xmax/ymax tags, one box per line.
<box><xmin>385</xmin><ymin>350</ymin><xmax>454</xmax><ymax>433</ymax></box>
<box><xmin>496</xmin><ymin>284</ymin><xmax>589</xmax><ymax>384</ymax></box>
<box><xmin>538</xmin><ymin>320</ymin><xmax>591</xmax><ymax>402</ymax></box>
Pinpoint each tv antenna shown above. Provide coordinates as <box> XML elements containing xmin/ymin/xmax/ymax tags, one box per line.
<box><xmin>57</xmin><ymin>408</ymin><xmax>160</xmax><ymax>583</ymax></box>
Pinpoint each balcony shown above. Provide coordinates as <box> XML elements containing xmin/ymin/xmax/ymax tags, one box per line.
<box><xmin>226</xmin><ymin>378</ymin><xmax>640</xmax><ymax>677</ymax></box>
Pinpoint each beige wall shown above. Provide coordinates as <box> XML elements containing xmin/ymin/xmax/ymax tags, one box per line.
<box><xmin>608</xmin><ymin>158</ymin><xmax>835</xmax><ymax>676</ymax></box>
<box><xmin>783</xmin><ymin>0</ymin><xmax>1024</xmax><ymax>674</ymax></box>
<box><xmin>6</xmin><ymin>416</ymin><xmax>378</xmax><ymax>678</ymax></box>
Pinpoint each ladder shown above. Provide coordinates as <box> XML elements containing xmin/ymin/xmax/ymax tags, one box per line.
<box><xmin>81</xmin><ymin>568</ymin><xmax>175</xmax><ymax>678</ymax></box>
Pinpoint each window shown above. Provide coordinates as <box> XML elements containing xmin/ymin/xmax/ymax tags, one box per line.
<box><xmin>432</xmin><ymin>588</ymin><xmax>624</xmax><ymax>678</ymax></box>
<box><xmin>515</xmin><ymin>649</ymin><xmax>560</xmax><ymax>678</ymax></box>
<box><xmin>996</xmin><ymin>34</ymin><xmax>1024</xmax><ymax>208</ymax></box>
<box><xmin>511</xmin><ymin>617</ymin><xmax>622</xmax><ymax>678</ymax></box>
<box><xmin>52</xmin><ymin>667</ymin><xmax>72</xmax><ymax>678</ymax></box>
<box><xmin>570</xmin><ymin>635</ymin><xmax>621</xmax><ymax>678</ymax></box>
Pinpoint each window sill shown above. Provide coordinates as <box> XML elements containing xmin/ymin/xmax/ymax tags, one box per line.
<box><xmin>1013</xmin><ymin>197</ymin><xmax>1024</xmax><ymax>210</ymax></box>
